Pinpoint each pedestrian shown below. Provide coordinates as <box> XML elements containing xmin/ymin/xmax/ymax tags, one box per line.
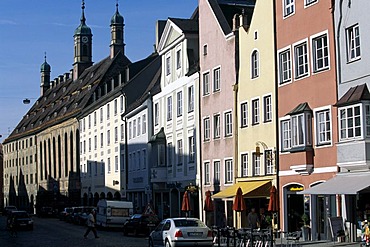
<box><xmin>84</xmin><ymin>209</ymin><xmax>99</xmax><ymax>239</ymax></box>
<box><xmin>9</xmin><ymin>215</ymin><xmax>17</xmax><ymax>237</ymax></box>
<box><xmin>247</xmin><ymin>208</ymin><xmax>260</xmax><ymax>229</ymax></box>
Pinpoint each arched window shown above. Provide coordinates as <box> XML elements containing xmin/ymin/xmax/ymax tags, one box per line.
<box><xmin>251</xmin><ymin>50</ymin><xmax>259</xmax><ymax>79</ymax></box>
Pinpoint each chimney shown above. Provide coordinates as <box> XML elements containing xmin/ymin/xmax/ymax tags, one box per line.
<box><xmin>64</xmin><ymin>72</ymin><xmax>70</xmax><ymax>81</ymax></box>
<box><xmin>58</xmin><ymin>75</ymin><xmax>64</xmax><ymax>84</ymax></box>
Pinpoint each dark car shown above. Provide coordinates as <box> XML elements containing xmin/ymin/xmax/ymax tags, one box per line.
<box><xmin>123</xmin><ymin>214</ymin><xmax>160</xmax><ymax>236</ymax></box>
<box><xmin>38</xmin><ymin>206</ymin><xmax>54</xmax><ymax>217</ymax></box>
<box><xmin>59</xmin><ymin>207</ymin><xmax>73</xmax><ymax>221</ymax></box>
<box><xmin>7</xmin><ymin>211</ymin><xmax>34</xmax><ymax>230</ymax></box>
<box><xmin>3</xmin><ymin>206</ymin><xmax>17</xmax><ymax>216</ymax></box>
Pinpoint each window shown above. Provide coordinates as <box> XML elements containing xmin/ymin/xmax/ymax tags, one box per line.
<box><xmin>225</xmin><ymin>159</ymin><xmax>233</xmax><ymax>184</ymax></box>
<box><xmin>167</xmin><ymin>96</ymin><xmax>172</xmax><ymax>121</ymax></box>
<box><xmin>166</xmin><ymin>56</ymin><xmax>171</xmax><ymax>76</ymax></box>
<box><xmin>251</xmin><ymin>50</ymin><xmax>259</xmax><ymax>78</ymax></box>
<box><xmin>88</xmin><ymin>115</ymin><xmax>91</xmax><ymax>129</ymax></box>
<box><xmin>107</xmin><ymin>130</ymin><xmax>111</xmax><ymax>145</ymax></box>
<box><xmin>252</xmin><ymin>99</ymin><xmax>260</xmax><ymax>125</ymax></box>
<box><xmin>94</xmin><ymin>112</ymin><xmax>97</xmax><ymax>126</ymax></box>
<box><xmin>107</xmin><ymin>103</ymin><xmax>110</xmax><ymax>119</ymax></box>
<box><xmin>177</xmin><ymin>91</ymin><xmax>183</xmax><ymax>117</ymax></box>
<box><xmin>305</xmin><ymin>0</ymin><xmax>317</xmax><ymax>6</ymax></box>
<box><xmin>316</xmin><ymin>109</ymin><xmax>331</xmax><ymax>145</ymax></box>
<box><xmin>114</xmin><ymin>127</ymin><xmax>118</xmax><ymax>143</ymax></box>
<box><xmin>346</xmin><ymin>24</ymin><xmax>361</xmax><ymax>62</ymax></box>
<box><xmin>168</xmin><ymin>142</ymin><xmax>173</xmax><ymax>165</ymax></box>
<box><xmin>312</xmin><ymin>34</ymin><xmax>329</xmax><ymax>72</ymax></box>
<box><xmin>154</xmin><ymin>103</ymin><xmax>159</xmax><ymax>126</ymax></box>
<box><xmin>213</xmin><ymin>67</ymin><xmax>220</xmax><ymax>91</ymax></box>
<box><xmin>214</xmin><ymin>114</ymin><xmax>221</xmax><ymax>139</ymax></box>
<box><xmin>137</xmin><ymin>117</ymin><xmax>141</xmax><ymax>136</ymax></box>
<box><xmin>115</xmin><ymin>156</ymin><xmax>119</xmax><ymax>172</ymax></box>
<box><xmin>252</xmin><ymin>153</ymin><xmax>261</xmax><ymax>176</ymax></box>
<box><xmin>94</xmin><ymin>135</ymin><xmax>97</xmax><ymax>150</ymax></box>
<box><xmin>214</xmin><ymin>161</ymin><xmax>220</xmax><ymax>184</ymax></box>
<box><xmin>129</xmin><ymin>122</ymin><xmax>132</xmax><ymax>139</ymax></box>
<box><xmin>279</xmin><ymin>49</ymin><xmax>291</xmax><ymax>84</ymax></box>
<box><xmin>241</xmin><ymin>102</ymin><xmax>248</xmax><ymax>127</ymax></box>
<box><xmin>294</xmin><ymin>42</ymin><xmax>309</xmax><ymax>78</ymax></box>
<box><xmin>176</xmin><ymin>49</ymin><xmax>181</xmax><ymax>69</ymax></box>
<box><xmin>283</xmin><ymin>0</ymin><xmax>295</xmax><ymax>17</ymax></box>
<box><xmin>120</xmin><ymin>95</ymin><xmax>124</xmax><ymax>112</ymax></box>
<box><xmin>107</xmin><ymin>158</ymin><xmax>111</xmax><ymax>173</ymax></box>
<box><xmin>241</xmin><ymin>153</ymin><xmax>248</xmax><ymax>177</ymax></box>
<box><xmin>204</xmin><ymin>117</ymin><xmax>210</xmax><ymax>141</ymax></box>
<box><xmin>188</xmin><ymin>86</ymin><xmax>194</xmax><ymax>113</ymax></box>
<box><xmin>120</xmin><ymin>124</ymin><xmax>124</xmax><ymax>141</ymax></box>
<box><xmin>204</xmin><ymin>162</ymin><xmax>210</xmax><ymax>185</ymax></box>
<box><xmin>100</xmin><ymin>108</ymin><xmax>103</xmax><ymax>123</ymax></box>
<box><xmin>291</xmin><ymin>113</ymin><xmax>312</xmax><ymax>147</ymax></box>
<box><xmin>263</xmin><ymin>95</ymin><xmax>272</xmax><ymax>122</ymax></box>
<box><xmin>265</xmin><ymin>150</ymin><xmax>274</xmax><ymax>175</ymax></box>
<box><xmin>177</xmin><ymin>139</ymin><xmax>183</xmax><ymax>165</ymax></box>
<box><xmin>142</xmin><ymin>149</ymin><xmax>147</xmax><ymax>169</ymax></box>
<box><xmin>142</xmin><ymin>114</ymin><xmax>146</xmax><ymax>134</ymax></box>
<box><xmin>88</xmin><ymin>138</ymin><xmax>91</xmax><ymax>151</ymax></box>
<box><xmin>339</xmin><ymin>105</ymin><xmax>362</xmax><ymax>140</ymax></box>
<box><xmin>189</xmin><ymin>136</ymin><xmax>195</xmax><ymax>163</ymax></box>
<box><xmin>203</xmin><ymin>72</ymin><xmax>210</xmax><ymax>96</ymax></box>
<box><xmin>225</xmin><ymin>111</ymin><xmax>233</xmax><ymax>136</ymax></box>
<box><xmin>281</xmin><ymin>119</ymin><xmax>291</xmax><ymax>150</ymax></box>
<box><xmin>133</xmin><ymin>119</ymin><xmax>136</xmax><ymax>138</ymax></box>
<box><xmin>114</xmin><ymin>99</ymin><xmax>118</xmax><ymax>115</ymax></box>
<box><xmin>100</xmin><ymin>133</ymin><xmax>103</xmax><ymax>147</ymax></box>
<box><xmin>203</xmin><ymin>44</ymin><xmax>208</xmax><ymax>56</ymax></box>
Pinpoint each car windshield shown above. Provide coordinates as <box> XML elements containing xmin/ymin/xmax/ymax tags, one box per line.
<box><xmin>174</xmin><ymin>219</ymin><xmax>205</xmax><ymax>227</ymax></box>
<box><xmin>14</xmin><ymin>212</ymin><xmax>29</xmax><ymax>218</ymax></box>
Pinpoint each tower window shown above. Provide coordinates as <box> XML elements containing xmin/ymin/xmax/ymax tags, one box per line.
<box><xmin>82</xmin><ymin>44</ymin><xmax>88</xmax><ymax>56</ymax></box>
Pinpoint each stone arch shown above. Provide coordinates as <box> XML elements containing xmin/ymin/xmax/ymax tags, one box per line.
<box><xmin>94</xmin><ymin>193</ymin><xmax>100</xmax><ymax>206</ymax></box>
<box><xmin>100</xmin><ymin>192</ymin><xmax>106</xmax><ymax>200</ymax></box>
<box><xmin>114</xmin><ymin>192</ymin><xmax>121</xmax><ymax>201</ymax></box>
<box><xmin>107</xmin><ymin>192</ymin><xmax>113</xmax><ymax>200</ymax></box>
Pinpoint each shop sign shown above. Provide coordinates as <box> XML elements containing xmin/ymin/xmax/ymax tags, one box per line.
<box><xmin>289</xmin><ymin>185</ymin><xmax>303</xmax><ymax>192</ymax></box>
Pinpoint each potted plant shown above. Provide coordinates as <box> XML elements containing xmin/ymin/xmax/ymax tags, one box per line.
<box><xmin>301</xmin><ymin>213</ymin><xmax>310</xmax><ymax>241</ymax></box>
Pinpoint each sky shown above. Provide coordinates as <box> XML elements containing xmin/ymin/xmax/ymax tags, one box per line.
<box><xmin>0</xmin><ymin>0</ymin><xmax>198</xmax><ymax>143</ymax></box>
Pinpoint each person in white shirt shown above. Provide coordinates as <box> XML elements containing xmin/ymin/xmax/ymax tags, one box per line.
<box><xmin>84</xmin><ymin>209</ymin><xmax>99</xmax><ymax>239</ymax></box>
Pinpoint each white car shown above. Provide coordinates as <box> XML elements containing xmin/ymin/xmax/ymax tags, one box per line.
<box><xmin>148</xmin><ymin>217</ymin><xmax>213</xmax><ymax>247</ymax></box>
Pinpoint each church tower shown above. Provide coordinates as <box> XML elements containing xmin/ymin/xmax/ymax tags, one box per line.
<box><xmin>40</xmin><ymin>54</ymin><xmax>51</xmax><ymax>96</ymax></box>
<box><xmin>110</xmin><ymin>1</ymin><xmax>125</xmax><ymax>59</ymax></box>
<box><xmin>73</xmin><ymin>0</ymin><xmax>93</xmax><ymax>81</ymax></box>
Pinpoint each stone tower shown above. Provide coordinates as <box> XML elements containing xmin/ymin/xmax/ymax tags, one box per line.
<box><xmin>110</xmin><ymin>1</ymin><xmax>125</xmax><ymax>59</ymax></box>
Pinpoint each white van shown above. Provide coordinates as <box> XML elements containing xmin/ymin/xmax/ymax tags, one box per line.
<box><xmin>96</xmin><ymin>199</ymin><xmax>133</xmax><ymax>228</ymax></box>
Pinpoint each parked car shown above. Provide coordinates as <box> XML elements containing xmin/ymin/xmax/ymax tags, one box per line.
<box><xmin>148</xmin><ymin>218</ymin><xmax>213</xmax><ymax>247</ymax></box>
<box><xmin>123</xmin><ymin>214</ymin><xmax>160</xmax><ymax>236</ymax></box>
<box><xmin>3</xmin><ymin>206</ymin><xmax>17</xmax><ymax>216</ymax></box>
<box><xmin>59</xmin><ymin>207</ymin><xmax>73</xmax><ymax>221</ymax></box>
<box><xmin>38</xmin><ymin>206</ymin><xmax>54</xmax><ymax>217</ymax></box>
<box><xmin>7</xmin><ymin>210</ymin><xmax>34</xmax><ymax>230</ymax></box>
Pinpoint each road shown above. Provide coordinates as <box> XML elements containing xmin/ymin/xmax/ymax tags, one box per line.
<box><xmin>0</xmin><ymin>215</ymin><xmax>148</xmax><ymax>247</ymax></box>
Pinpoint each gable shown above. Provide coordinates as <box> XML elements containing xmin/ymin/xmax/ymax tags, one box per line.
<box><xmin>158</xmin><ymin>20</ymin><xmax>184</xmax><ymax>53</ymax></box>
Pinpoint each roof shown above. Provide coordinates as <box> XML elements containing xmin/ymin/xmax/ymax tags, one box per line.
<box><xmin>335</xmin><ymin>83</ymin><xmax>370</xmax><ymax>107</ymax></box>
<box><xmin>286</xmin><ymin>102</ymin><xmax>312</xmax><ymax>115</ymax></box>
<box><xmin>169</xmin><ymin>18</ymin><xmax>199</xmax><ymax>34</ymax></box>
<box><xmin>208</xmin><ymin>0</ymin><xmax>255</xmax><ymax>36</ymax></box>
<box><xmin>4</xmin><ymin>51</ymin><xmax>131</xmax><ymax>144</ymax></box>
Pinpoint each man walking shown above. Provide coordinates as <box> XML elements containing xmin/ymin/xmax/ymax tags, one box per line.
<box><xmin>84</xmin><ymin>209</ymin><xmax>99</xmax><ymax>239</ymax></box>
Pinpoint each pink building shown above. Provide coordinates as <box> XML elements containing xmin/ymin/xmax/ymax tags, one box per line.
<box><xmin>276</xmin><ymin>0</ymin><xmax>338</xmax><ymax>240</ymax></box>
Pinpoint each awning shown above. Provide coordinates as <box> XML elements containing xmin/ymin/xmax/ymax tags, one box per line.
<box><xmin>299</xmin><ymin>172</ymin><xmax>370</xmax><ymax>195</ymax></box>
<box><xmin>212</xmin><ymin>180</ymin><xmax>271</xmax><ymax>199</ymax></box>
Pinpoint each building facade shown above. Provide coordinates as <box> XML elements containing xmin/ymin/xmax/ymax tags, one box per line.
<box><xmin>276</xmin><ymin>0</ymin><xmax>338</xmax><ymax>240</ymax></box>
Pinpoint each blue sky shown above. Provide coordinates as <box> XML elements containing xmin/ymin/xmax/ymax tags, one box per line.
<box><xmin>0</xmin><ymin>0</ymin><xmax>198</xmax><ymax>142</ymax></box>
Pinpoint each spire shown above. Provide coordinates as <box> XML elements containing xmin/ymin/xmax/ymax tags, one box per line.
<box><xmin>40</xmin><ymin>52</ymin><xmax>51</xmax><ymax>96</ymax></box>
<box><xmin>110</xmin><ymin>0</ymin><xmax>125</xmax><ymax>58</ymax></box>
<box><xmin>80</xmin><ymin>0</ymin><xmax>86</xmax><ymax>25</ymax></box>
<box><xmin>74</xmin><ymin>0</ymin><xmax>91</xmax><ymax>36</ymax></box>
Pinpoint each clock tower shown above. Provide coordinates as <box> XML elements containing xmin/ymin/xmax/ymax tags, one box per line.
<box><xmin>73</xmin><ymin>0</ymin><xmax>93</xmax><ymax>80</ymax></box>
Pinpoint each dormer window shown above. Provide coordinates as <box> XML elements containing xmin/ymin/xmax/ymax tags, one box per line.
<box><xmin>166</xmin><ymin>55</ymin><xmax>171</xmax><ymax>76</ymax></box>
<box><xmin>338</xmin><ymin>103</ymin><xmax>370</xmax><ymax>140</ymax></box>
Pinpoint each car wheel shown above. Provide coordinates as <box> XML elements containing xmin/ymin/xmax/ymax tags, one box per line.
<box><xmin>165</xmin><ymin>239</ymin><xmax>171</xmax><ymax>247</ymax></box>
<box><xmin>148</xmin><ymin>238</ymin><xmax>154</xmax><ymax>247</ymax></box>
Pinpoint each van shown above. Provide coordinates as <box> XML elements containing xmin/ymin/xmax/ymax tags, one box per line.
<box><xmin>96</xmin><ymin>199</ymin><xmax>133</xmax><ymax>228</ymax></box>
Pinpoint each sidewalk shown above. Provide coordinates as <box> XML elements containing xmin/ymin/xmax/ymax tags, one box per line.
<box><xmin>274</xmin><ymin>237</ymin><xmax>361</xmax><ymax>246</ymax></box>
